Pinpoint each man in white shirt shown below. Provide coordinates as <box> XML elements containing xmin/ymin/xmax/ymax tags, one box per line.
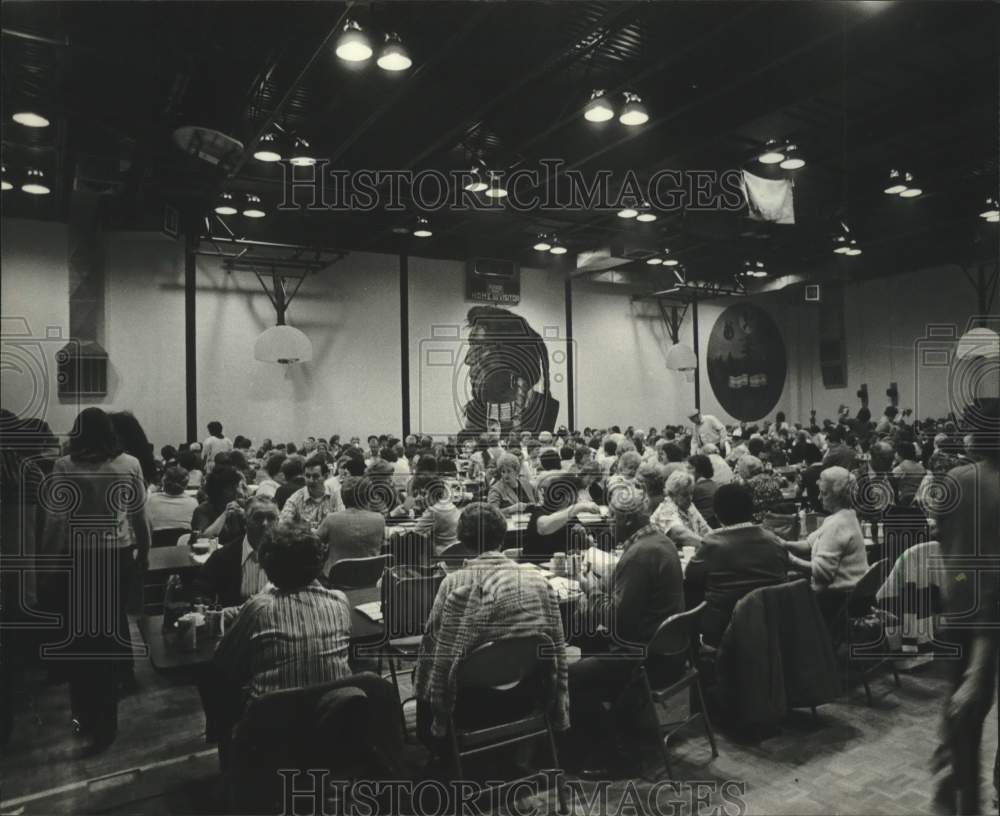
<box><xmin>688</xmin><ymin>410</ymin><xmax>727</xmax><ymax>456</ymax></box>
<box><xmin>279</xmin><ymin>455</ymin><xmax>344</xmax><ymax>528</ymax></box>
<box><xmin>203</xmin><ymin>421</ymin><xmax>233</xmax><ymax>472</ymax></box>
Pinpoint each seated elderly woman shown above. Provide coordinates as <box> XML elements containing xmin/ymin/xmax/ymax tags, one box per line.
<box><xmin>209</xmin><ymin>521</ymin><xmax>353</xmax><ymax>735</ymax></box>
<box><xmin>522</xmin><ymin>473</ymin><xmax>600</xmax><ymax>562</ymax></box>
<box><xmin>411</xmin><ymin>474</ymin><xmax>461</xmax><ymax>554</ymax></box>
<box><xmin>317</xmin><ymin>476</ymin><xmax>386</xmax><ymax>569</ymax></box>
<box><xmin>486</xmin><ymin>452</ymin><xmax>538</xmax><ymax>516</ymax></box>
<box><xmin>783</xmin><ymin>466</ymin><xmax>869</xmax><ymax>621</ymax></box>
<box><xmin>649</xmin><ymin>469</ymin><xmax>712</xmax><ymax>550</ymax></box>
<box><xmin>414</xmin><ymin>502</ymin><xmax>568</xmax><ymax>758</ymax></box>
<box><xmin>607</xmin><ymin>450</ymin><xmax>643</xmax><ymax>512</ymax></box>
<box><xmin>735</xmin><ymin>455</ymin><xmax>785</xmax><ymax>521</ymax></box>
<box><xmin>146</xmin><ymin>465</ymin><xmax>199</xmax><ymax>531</ymax></box>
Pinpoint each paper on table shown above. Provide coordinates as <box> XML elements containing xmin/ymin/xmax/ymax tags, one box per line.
<box><xmin>548</xmin><ymin>576</ymin><xmax>582</xmax><ymax>601</ymax></box>
<box><xmin>354</xmin><ymin>601</ymin><xmax>384</xmax><ymax>623</ymax></box>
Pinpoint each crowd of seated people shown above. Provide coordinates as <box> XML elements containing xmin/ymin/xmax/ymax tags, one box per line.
<box><xmin>3</xmin><ymin>399</ymin><xmax>991</xmax><ymax>776</ymax></box>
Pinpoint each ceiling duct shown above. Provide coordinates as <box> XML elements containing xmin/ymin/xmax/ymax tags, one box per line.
<box><xmin>575</xmin><ymin>235</ymin><xmax>659</xmax><ymax>274</ymax></box>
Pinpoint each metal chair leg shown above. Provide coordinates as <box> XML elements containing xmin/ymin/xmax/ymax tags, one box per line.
<box><xmin>694</xmin><ymin>677</ymin><xmax>718</xmax><ymax>758</ymax></box>
<box><xmin>640</xmin><ymin>669</ymin><xmax>673</xmax><ymax>778</ymax></box>
<box><xmin>546</xmin><ymin>724</ymin><xmax>569</xmax><ymax>815</ymax></box>
<box><xmin>387</xmin><ymin>654</ymin><xmax>409</xmax><ymax>738</ymax></box>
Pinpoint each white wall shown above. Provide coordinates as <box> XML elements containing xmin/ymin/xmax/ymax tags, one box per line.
<box><xmin>407</xmin><ymin>257</ymin><xmax>568</xmax><ymax>437</ymax></box>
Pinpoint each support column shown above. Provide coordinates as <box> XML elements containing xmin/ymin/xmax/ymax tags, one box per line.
<box><xmin>184</xmin><ymin>230</ymin><xmax>197</xmax><ymax>442</ymax></box>
<box><xmin>399</xmin><ymin>253</ymin><xmax>410</xmax><ymax>438</ymax></box>
<box><xmin>692</xmin><ymin>293</ymin><xmax>701</xmax><ymax>411</ymax></box>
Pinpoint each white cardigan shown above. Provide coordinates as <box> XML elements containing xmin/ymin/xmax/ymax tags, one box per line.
<box><xmin>808</xmin><ymin>508</ymin><xmax>868</xmax><ymax>592</ymax></box>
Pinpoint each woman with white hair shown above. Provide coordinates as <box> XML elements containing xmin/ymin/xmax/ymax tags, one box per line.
<box><xmin>650</xmin><ymin>469</ymin><xmax>712</xmax><ymax>549</ymax></box>
<box><xmin>486</xmin><ymin>452</ymin><xmax>537</xmax><ymax>516</ymax></box>
<box><xmin>784</xmin><ymin>466</ymin><xmax>868</xmax><ymax>618</ymax></box>
<box><xmin>607</xmin><ymin>450</ymin><xmax>643</xmax><ymax>512</ymax></box>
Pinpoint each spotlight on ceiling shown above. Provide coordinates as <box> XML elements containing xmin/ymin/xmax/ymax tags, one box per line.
<box><xmin>1</xmin><ymin>165</ymin><xmax>11</xmax><ymax>191</ymax></box>
<box><xmin>779</xmin><ymin>143</ymin><xmax>805</xmax><ymax>170</ymax></box>
<box><xmin>12</xmin><ymin>111</ymin><xmax>49</xmax><ymax>128</ymax></box>
<box><xmin>844</xmin><ymin>239</ymin><xmax>862</xmax><ymax>256</ymax></box>
<box><xmin>463</xmin><ymin>167</ymin><xmax>488</xmax><ymax>193</ymax></box>
<box><xmin>980</xmin><ymin>196</ymin><xmax>1000</xmax><ymax>222</ymax></box>
<box><xmin>336</xmin><ymin>20</ymin><xmax>373</xmax><ymax>62</ymax></box>
<box><xmin>832</xmin><ymin>235</ymin><xmax>850</xmax><ymax>254</ymax></box>
<box><xmin>253</xmin><ymin>132</ymin><xmax>283</xmax><ymax>162</ymax></box>
<box><xmin>214</xmin><ymin>192</ymin><xmax>238</xmax><ymax>215</ymax></box>
<box><xmin>532</xmin><ymin>235</ymin><xmax>552</xmax><ymax>252</ymax></box>
<box><xmin>662</xmin><ymin>250</ymin><xmax>678</xmax><ymax>266</ymax></box>
<box><xmin>617</xmin><ymin>207</ymin><xmax>639</xmax><ymax>219</ymax></box>
<box><xmin>288</xmin><ymin>136</ymin><xmax>316</xmax><ymax>166</ymax></box>
<box><xmin>549</xmin><ymin>238</ymin><xmax>567</xmax><ymax>255</ymax></box>
<box><xmin>377</xmin><ymin>32</ymin><xmax>411</xmax><ymax>71</ymax></box>
<box><xmin>636</xmin><ymin>204</ymin><xmax>657</xmax><ymax>222</ymax></box>
<box><xmin>897</xmin><ymin>172</ymin><xmax>922</xmax><ymax>198</ymax></box>
<box><xmin>21</xmin><ymin>168</ymin><xmax>50</xmax><ymax>195</ymax></box>
<box><xmin>413</xmin><ymin>217</ymin><xmax>432</xmax><ymax>238</ymax></box>
<box><xmin>743</xmin><ymin>260</ymin><xmax>767</xmax><ymax>278</ymax></box>
<box><xmin>883</xmin><ymin>169</ymin><xmax>907</xmax><ymax>195</ymax></box>
<box><xmin>758</xmin><ymin>139</ymin><xmax>785</xmax><ymax>165</ymax></box>
<box><xmin>242</xmin><ymin>194</ymin><xmax>266</xmax><ymax>218</ymax></box>
<box><xmin>484</xmin><ymin>173</ymin><xmax>508</xmax><ymax>199</ymax></box>
<box><xmin>583</xmin><ymin>89</ymin><xmax>615</xmax><ymax>123</ymax></box>
<box><xmin>619</xmin><ymin>92</ymin><xmax>649</xmax><ymax>126</ymax></box>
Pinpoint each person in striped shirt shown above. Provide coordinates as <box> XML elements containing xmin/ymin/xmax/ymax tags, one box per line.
<box><xmin>212</xmin><ymin>521</ymin><xmax>352</xmax><ymax>708</ymax></box>
<box><xmin>414</xmin><ymin>502</ymin><xmax>569</xmax><ymax>753</ymax></box>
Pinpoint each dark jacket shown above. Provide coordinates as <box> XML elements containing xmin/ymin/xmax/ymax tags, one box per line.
<box><xmin>685</xmin><ymin>524</ymin><xmax>789</xmax><ymax>646</ymax></box>
<box><xmin>192</xmin><ymin>538</ymin><xmax>246</xmax><ymax>607</ymax></box>
<box><xmin>715</xmin><ymin>579</ymin><xmax>842</xmax><ymax>727</ymax></box>
<box><xmin>692</xmin><ymin>479</ymin><xmax>719</xmax><ymax>528</ymax></box>
<box><xmin>274</xmin><ymin>477</ymin><xmax>305</xmax><ymax>511</ymax></box>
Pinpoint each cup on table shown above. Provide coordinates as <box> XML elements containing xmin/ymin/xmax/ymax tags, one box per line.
<box><xmin>191</xmin><ymin>538</ymin><xmax>211</xmax><ymax>556</ymax></box>
<box><xmin>175</xmin><ymin>613</ymin><xmax>199</xmax><ymax>651</ymax></box>
<box><xmin>204</xmin><ymin>608</ymin><xmax>223</xmax><ymax>638</ymax></box>
<box><xmin>552</xmin><ymin>552</ymin><xmax>567</xmax><ymax>577</ymax></box>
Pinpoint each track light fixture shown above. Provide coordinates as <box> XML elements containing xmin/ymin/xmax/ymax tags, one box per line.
<box><xmin>288</xmin><ymin>136</ymin><xmax>316</xmax><ymax>166</ymax></box>
<box><xmin>242</xmin><ymin>194</ymin><xmax>266</xmax><ymax>218</ymax></box>
<box><xmin>979</xmin><ymin>196</ymin><xmax>999</xmax><ymax>222</ymax></box>
<box><xmin>743</xmin><ymin>260</ymin><xmax>767</xmax><ymax>278</ymax></box>
<box><xmin>215</xmin><ymin>192</ymin><xmax>238</xmax><ymax>215</ymax></box>
<box><xmin>12</xmin><ymin>111</ymin><xmax>49</xmax><ymax>128</ymax></box>
<box><xmin>548</xmin><ymin>237</ymin><xmax>567</xmax><ymax>255</ymax></box>
<box><xmin>617</xmin><ymin>207</ymin><xmax>638</xmax><ymax>219</ymax></box>
<box><xmin>779</xmin><ymin>143</ymin><xmax>805</xmax><ymax>170</ymax></box>
<box><xmin>377</xmin><ymin>32</ymin><xmax>412</xmax><ymax>71</ymax></box>
<box><xmin>484</xmin><ymin>172</ymin><xmax>508</xmax><ymax>199</ymax></box>
<box><xmin>21</xmin><ymin>168</ymin><xmax>50</xmax><ymax>195</ymax></box>
<box><xmin>336</xmin><ymin>20</ymin><xmax>373</xmax><ymax>62</ymax></box>
<box><xmin>253</xmin><ymin>132</ymin><xmax>283</xmax><ymax>162</ymax></box>
<box><xmin>413</xmin><ymin>217</ymin><xmax>432</xmax><ymax>238</ymax></box>
<box><xmin>532</xmin><ymin>235</ymin><xmax>552</xmax><ymax>251</ymax></box>
<box><xmin>883</xmin><ymin>169</ymin><xmax>921</xmax><ymax>197</ymax></box>
<box><xmin>757</xmin><ymin>139</ymin><xmax>785</xmax><ymax>165</ymax></box>
<box><xmin>583</xmin><ymin>90</ymin><xmax>615</xmax><ymax>123</ymax></box>
<box><xmin>619</xmin><ymin>92</ymin><xmax>649</xmax><ymax>126</ymax></box>
<box><xmin>1</xmin><ymin>165</ymin><xmax>11</xmax><ymax>191</ymax></box>
<box><xmin>635</xmin><ymin>203</ymin><xmax>657</xmax><ymax>222</ymax></box>
<box><xmin>645</xmin><ymin>256</ymin><xmax>663</xmax><ymax>266</ymax></box>
<box><xmin>464</xmin><ymin>167</ymin><xmax>488</xmax><ymax>193</ymax></box>
<box><xmin>897</xmin><ymin>172</ymin><xmax>922</xmax><ymax>198</ymax></box>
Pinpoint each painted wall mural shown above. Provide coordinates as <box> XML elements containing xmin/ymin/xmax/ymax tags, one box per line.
<box><xmin>706</xmin><ymin>304</ymin><xmax>786</xmax><ymax>421</ymax></box>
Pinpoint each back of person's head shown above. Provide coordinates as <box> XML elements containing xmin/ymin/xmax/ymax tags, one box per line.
<box><xmin>885</xmin><ymin>406</ymin><xmax>899</xmax><ymax>419</ymax></box>
<box><xmin>897</xmin><ymin>441</ymin><xmax>917</xmax><ymax>462</ymax></box>
<box><xmin>214</xmin><ymin>451</ymin><xmax>234</xmax><ymax>469</ymax></box>
<box><xmin>663</xmin><ymin>442</ymin><xmax>685</xmax><ymax>463</ymax></box>
<box><xmin>869</xmin><ymin>441</ymin><xmax>895</xmax><ymax>471</ymax></box>
<box><xmin>340</xmin><ymin>475</ymin><xmax>364</xmax><ymax>509</ymax></box>
<box><xmin>161</xmin><ymin>444</ymin><xmax>177</xmax><ymax>462</ymax></box>
<box><xmin>538</xmin><ymin>473</ymin><xmax>581</xmax><ymax>512</ymax></box>
<box><xmin>747</xmin><ymin>437</ymin><xmax>766</xmax><ymax>457</ymax></box>
<box><xmin>204</xmin><ymin>465</ymin><xmax>241</xmax><ymax>506</ymax></box>
<box><xmin>737</xmin><ymin>455</ymin><xmax>764</xmax><ymax>481</ymax></box>
<box><xmin>379</xmin><ymin>447</ymin><xmax>398</xmax><ymax>463</ymax></box>
<box><xmin>258</xmin><ymin>521</ymin><xmax>325</xmax><ymax>591</ymax></box>
<box><xmin>177</xmin><ymin>449</ymin><xmax>201</xmax><ymax>472</ymax></box>
<box><xmin>342</xmin><ymin>456</ymin><xmax>366</xmax><ymax>477</ymax></box>
<box><xmin>207</xmin><ymin>421</ymin><xmax>223</xmax><ymax>437</ymax></box>
<box><xmin>458</xmin><ymin>502</ymin><xmax>507</xmax><ymax>553</ymax></box>
<box><xmin>229</xmin><ymin>450</ymin><xmax>249</xmax><ymax>472</ymax></box>
<box><xmin>539</xmin><ymin>450</ymin><xmax>562</xmax><ymax>471</ymax></box>
<box><xmin>803</xmin><ymin>442</ymin><xmax>823</xmax><ymax>465</ymax></box>
<box><xmin>637</xmin><ymin>462</ymin><xmax>668</xmax><ymax>500</ymax></box>
<box><xmin>713</xmin><ymin>483</ymin><xmax>756</xmax><ymax>526</ymax></box>
<box><xmin>688</xmin><ymin>454</ymin><xmax>714</xmax><ymax>481</ymax></box>
<box><xmin>68</xmin><ymin>407</ymin><xmax>119</xmax><ymax>463</ymax></box>
<box><xmin>617</xmin><ymin>450</ymin><xmax>642</xmax><ymax>476</ymax></box>
<box><xmin>603</xmin><ymin>439</ymin><xmax>618</xmax><ymax>456</ymax></box>
<box><xmin>560</xmin><ymin>445</ymin><xmax>575</xmax><ymax>462</ymax></box>
<box><xmin>281</xmin><ymin>455</ymin><xmax>305</xmax><ymax>481</ymax></box>
<box><xmin>265</xmin><ymin>452</ymin><xmax>287</xmax><ymax>478</ymax></box>
<box><xmin>162</xmin><ymin>465</ymin><xmax>189</xmax><ymax>495</ymax></box>
<box><xmin>437</xmin><ymin>457</ymin><xmax>458</xmax><ymax>477</ymax></box>
<box><xmin>414</xmin><ymin>455</ymin><xmax>439</xmax><ymax>474</ymax></box>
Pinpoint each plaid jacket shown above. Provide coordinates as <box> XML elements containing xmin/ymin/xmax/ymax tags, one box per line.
<box><xmin>413</xmin><ymin>551</ymin><xmax>569</xmax><ymax>737</ymax></box>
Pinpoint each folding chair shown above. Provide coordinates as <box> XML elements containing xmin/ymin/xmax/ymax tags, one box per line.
<box><xmin>326</xmin><ymin>554</ymin><xmax>393</xmax><ymax>590</ymax></box>
<box><xmin>446</xmin><ymin>635</ymin><xmax>567</xmax><ymax>813</ymax></box>
<box><xmin>831</xmin><ymin>559</ymin><xmax>901</xmax><ymax>705</ymax></box>
<box><xmin>622</xmin><ymin>601</ymin><xmax>718</xmax><ymax>779</ymax></box>
<box><xmin>151</xmin><ymin>527</ymin><xmax>189</xmax><ymax>549</ymax></box>
<box><xmin>385</xmin><ymin>529</ymin><xmax>433</xmax><ymax>568</ymax></box>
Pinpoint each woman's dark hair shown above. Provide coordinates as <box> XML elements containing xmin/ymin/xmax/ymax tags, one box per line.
<box><xmin>341</xmin><ymin>457</ymin><xmax>366</xmax><ymax>477</ymax></box>
<box><xmin>688</xmin><ymin>454</ymin><xmax>714</xmax><ymax>481</ymax></box>
<box><xmin>264</xmin><ymin>452</ymin><xmax>287</xmax><ymax>478</ymax></box>
<box><xmin>204</xmin><ymin>465</ymin><xmax>241</xmax><ymax>507</ymax></box>
<box><xmin>68</xmin><ymin>408</ymin><xmax>120</xmax><ymax>464</ymax></box>
<box><xmin>281</xmin><ymin>456</ymin><xmax>305</xmax><ymax>480</ymax></box>
<box><xmin>162</xmin><ymin>465</ymin><xmax>189</xmax><ymax>495</ymax></box>
<box><xmin>258</xmin><ymin>521</ymin><xmax>325</xmax><ymax>590</ymax></box>
<box><xmin>118</xmin><ymin>419</ymin><xmax>156</xmax><ymax>474</ymax></box>
<box><xmin>207</xmin><ymin>421</ymin><xmax>223</xmax><ymax>437</ymax></box>
<box><xmin>747</xmin><ymin>437</ymin><xmax>766</xmax><ymax>458</ymax></box>
<box><xmin>560</xmin><ymin>445</ymin><xmax>575</xmax><ymax>462</ymax></box>
<box><xmin>897</xmin><ymin>441</ymin><xmax>917</xmax><ymax>461</ymax></box>
<box><xmin>775</xmin><ymin>411</ymin><xmax>786</xmax><ymax>425</ymax></box>
<box><xmin>713</xmin><ymin>483</ymin><xmax>756</xmax><ymax>526</ymax></box>
<box><xmin>437</xmin><ymin>457</ymin><xmax>458</xmax><ymax>476</ymax></box>
<box><xmin>539</xmin><ymin>450</ymin><xmax>562</xmax><ymax>471</ymax></box>
<box><xmin>378</xmin><ymin>447</ymin><xmax>398</xmax><ymax>463</ymax></box>
<box><xmin>177</xmin><ymin>449</ymin><xmax>201</xmax><ymax>472</ymax></box>
<box><xmin>458</xmin><ymin>502</ymin><xmax>508</xmax><ymax>553</ymax></box>
<box><xmin>161</xmin><ymin>445</ymin><xmax>177</xmax><ymax>462</ymax></box>
<box><xmin>662</xmin><ymin>442</ymin><xmax>685</xmax><ymax>463</ymax></box>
